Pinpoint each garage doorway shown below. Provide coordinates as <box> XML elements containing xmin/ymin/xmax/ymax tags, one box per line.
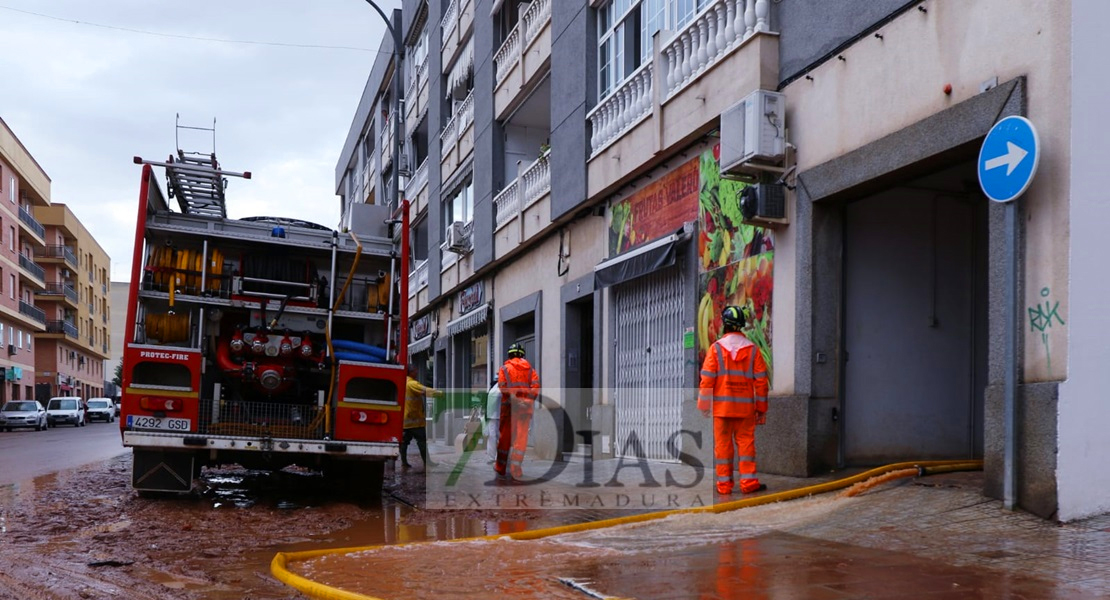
<box><xmin>842</xmin><ymin>163</ymin><xmax>988</xmax><ymax>463</ymax></box>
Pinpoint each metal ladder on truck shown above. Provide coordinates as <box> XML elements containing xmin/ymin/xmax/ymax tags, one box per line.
<box><xmin>152</xmin><ymin>115</ymin><xmax>252</xmax><ymax>218</ymax></box>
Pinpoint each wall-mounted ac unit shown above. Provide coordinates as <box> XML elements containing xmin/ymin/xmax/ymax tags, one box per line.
<box><xmin>6</xmin><ymin>344</ymin><xmax>14</xmax><ymax>356</ymax></box>
<box><xmin>445</xmin><ymin>221</ymin><xmax>471</xmax><ymax>254</ymax></box>
<box><xmin>720</xmin><ymin>90</ymin><xmax>786</xmax><ymax>181</ymax></box>
<box><xmin>739</xmin><ymin>183</ymin><xmax>788</xmax><ymax>228</ymax></box>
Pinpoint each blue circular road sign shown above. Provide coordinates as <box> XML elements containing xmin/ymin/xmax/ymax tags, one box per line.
<box><xmin>977</xmin><ymin>116</ymin><xmax>1039</xmax><ymax>203</ymax></box>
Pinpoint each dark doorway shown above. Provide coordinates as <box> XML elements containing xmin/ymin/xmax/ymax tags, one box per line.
<box><xmin>842</xmin><ymin>163</ymin><xmax>988</xmax><ymax>463</ymax></box>
<box><xmin>564</xmin><ymin>295</ymin><xmax>595</xmax><ymax>456</ymax></box>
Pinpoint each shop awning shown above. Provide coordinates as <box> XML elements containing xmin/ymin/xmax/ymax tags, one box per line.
<box><xmin>446</xmin><ymin>36</ymin><xmax>474</xmax><ymax>99</ymax></box>
<box><xmin>408</xmin><ymin>334</ymin><xmax>433</xmax><ymax>356</ymax></box>
<box><xmin>447</xmin><ymin>302</ymin><xmax>489</xmax><ymax>336</ymax></box>
<box><xmin>594</xmin><ymin>233</ymin><xmax>680</xmax><ymax>288</ymax></box>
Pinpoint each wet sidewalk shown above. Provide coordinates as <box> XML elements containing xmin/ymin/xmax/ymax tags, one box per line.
<box><xmin>315</xmin><ymin>443</ymin><xmax>1110</xmax><ymax>598</ymax></box>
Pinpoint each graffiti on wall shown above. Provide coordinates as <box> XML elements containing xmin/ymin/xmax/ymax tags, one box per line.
<box><xmin>1028</xmin><ymin>286</ymin><xmax>1066</xmax><ymax>376</ymax></box>
<box><xmin>697</xmin><ymin>144</ymin><xmax>775</xmax><ymax>383</ymax></box>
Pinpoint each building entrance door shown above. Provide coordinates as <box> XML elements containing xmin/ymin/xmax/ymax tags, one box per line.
<box><xmin>843</xmin><ymin>171</ymin><xmax>986</xmax><ymax>463</ymax></box>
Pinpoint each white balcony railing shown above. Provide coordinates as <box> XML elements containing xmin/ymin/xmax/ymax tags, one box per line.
<box><xmin>587</xmin><ymin>60</ymin><xmax>653</xmax><ymax>153</ymax></box>
<box><xmin>406</xmin><ymin>157</ymin><xmax>429</xmax><ymax>198</ymax></box>
<box><xmin>522</xmin><ymin>0</ymin><xmax>552</xmax><ymax>49</ymax></box>
<box><xmin>380</xmin><ymin>110</ymin><xmax>395</xmax><ymax>167</ymax></box>
<box><xmin>661</xmin><ymin>0</ymin><xmax>769</xmax><ymax>101</ymax></box>
<box><xmin>493</xmin><ymin>180</ymin><xmax>519</xmax><ymax>231</ymax></box>
<box><xmin>587</xmin><ymin>0</ymin><xmax>773</xmax><ymax>156</ymax></box>
<box><xmin>439</xmin><ymin>90</ymin><xmax>475</xmax><ymax>160</ymax></box>
<box><xmin>493</xmin><ymin>0</ymin><xmax>551</xmax><ymax>87</ymax></box>
<box><xmin>494</xmin><ymin>24</ymin><xmax>521</xmax><ymax>85</ymax></box>
<box><xmin>495</xmin><ymin>151</ymin><xmax>551</xmax><ymax>231</ymax></box>
<box><xmin>409</xmin><ymin>259</ymin><xmax>429</xmax><ymax>297</ymax></box>
<box><xmin>405</xmin><ymin>57</ymin><xmax>428</xmax><ymax>134</ymax></box>
<box><xmin>441</xmin><ymin>0</ymin><xmax>458</xmax><ymax>46</ymax></box>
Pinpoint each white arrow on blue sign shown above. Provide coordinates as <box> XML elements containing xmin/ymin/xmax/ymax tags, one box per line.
<box><xmin>977</xmin><ymin>116</ymin><xmax>1039</xmax><ymax>203</ymax></box>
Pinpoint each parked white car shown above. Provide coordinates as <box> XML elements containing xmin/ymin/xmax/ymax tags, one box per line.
<box><xmin>46</xmin><ymin>397</ymin><xmax>86</xmax><ymax>427</ymax></box>
<box><xmin>0</xmin><ymin>401</ymin><xmax>48</xmax><ymax>431</ymax></box>
<box><xmin>86</xmin><ymin>398</ymin><xmax>115</xmax><ymax>423</ymax></box>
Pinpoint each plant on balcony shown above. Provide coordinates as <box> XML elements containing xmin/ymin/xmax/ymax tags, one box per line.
<box><xmin>539</xmin><ymin>142</ymin><xmax>550</xmax><ymax>157</ymax></box>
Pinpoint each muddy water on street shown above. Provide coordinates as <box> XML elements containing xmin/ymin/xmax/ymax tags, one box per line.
<box><xmin>298</xmin><ymin>529</ymin><xmax>1085</xmax><ymax>600</ymax></box>
<box><xmin>0</xmin><ymin>455</ymin><xmax>552</xmax><ymax>600</ymax></box>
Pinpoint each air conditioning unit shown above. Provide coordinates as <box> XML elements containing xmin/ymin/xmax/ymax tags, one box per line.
<box><xmin>720</xmin><ymin>89</ymin><xmax>786</xmax><ymax>181</ymax></box>
<box><xmin>739</xmin><ymin>183</ymin><xmax>788</xmax><ymax>228</ymax></box>
<box><xmin>6</xmin><ymin>344</ymin><xmax>14</xmax><ymax>356</ymax></box>
<box><xmin>445</xmin><ymin>221</ymin><xmax>471</xmax><ymax>254</ymax></box>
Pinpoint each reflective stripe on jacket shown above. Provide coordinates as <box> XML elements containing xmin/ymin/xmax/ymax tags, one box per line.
<box><xmin>499</xmin><ymin>358</ymin><xmax>540</xmax><ymax>405</ymax></box>
<box><xmin>698</xmin><ymin>332</ymin><xmax>769</xmax><ymax>417</ymax></box>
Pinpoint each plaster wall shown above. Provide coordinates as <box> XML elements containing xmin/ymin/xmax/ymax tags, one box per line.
<box><xmin>492</xmin><ymin>214</ymin><xmax>607</xmax><ymax>419</ymax></box>
<box><xmin>1059</xmin><ymin>0</ymin><xmax>1110</xmax><ymax>522</ymax></box>
<box><xmin>786</xmin><ymin>0</ymin><xmax>1071</xmax><ymax>382</ymax></box>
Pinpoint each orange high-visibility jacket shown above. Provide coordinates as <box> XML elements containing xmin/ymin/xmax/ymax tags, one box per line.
<box><xmin>698</xmin><ymin>332</ymin><xmax>769</xmax><ymax>418</ymax></box>
<box><xmin>499</xmin><ymin>358</ymin><xmax>540</xmax><ymax>404</ymax></box>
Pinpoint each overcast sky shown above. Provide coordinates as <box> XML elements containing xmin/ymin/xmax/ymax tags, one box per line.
<box><xmin>0</xmin><ymin>0</ymin><xmax>397</xmax><ymax>281</ymax></box>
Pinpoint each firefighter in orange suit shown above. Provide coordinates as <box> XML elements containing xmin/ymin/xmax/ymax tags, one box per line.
<box><xmin>699</xmin><ymin>306</ymin><xmax>770</xmax><ymax>495</ymax></box>
<box><xmin>495</xmin><ymin>343</ymin><xmax>540</xmax><ymax>480</ymax></box>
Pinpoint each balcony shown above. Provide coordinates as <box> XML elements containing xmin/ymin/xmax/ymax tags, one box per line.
<box><xmin>439</xmin><ymin>222</ymin><xmax>475</xmax><ymax>294</ymax></box>
<box><xmin>440</xmin><ymin>0</ymin><xmax>474</xmax><ymax>73</ymax></box>
<box><xmin>18</xmin><ymin>300</ymin><xmax>46</xmax><ymax>325</ymax></box>
<box><xmin>409</xmin><ymin>259</ymin><xmax>429</xmax><ymax>299</ymax></box>
<box><xmin>493</xmin><ymin>0</ymin><xmax>552</xmax><ymax>120</ymax></box>
<box><xmin>35</xmin><ymin>282</ymin><xmax>79</xmax><ymax>307</ymax></box>
<box><xmin>17</xmin><ymin>253</ymin><xmax>46</xmax><ymax>288</ymax></box>
<box><xmin>407</xmin><ymin>259</ymin><xmax>431</xmax><ymax>317</ymax></box>
<box><xmin>440</xmin><ymin>90</ymin><xmax>475</xmax><ymax>182</ymax></box>
<box><xmin>405</xmin><ymin>157</ymin><xmax>430</xmax><ymax>217</ymax></box>
<box><xmin>362</xmin><ymin>158</ymin><xmax>378</xmax><ymax>204</ymax></box>
<box><xmin>17</xmin><ymin>205</ymin><xmax>46</xmax><ymax>243</ymax></box>
<box><xmin>379</xmin><ymin>110</ymin><xmax>395</xmax><ymax>171</ymax></box>
<box><xmin>45</xmin><ymin>320</ymin><xmax>79</xmax><ymax>339</ymax></box>
<box><xmin>493</xmin><ymin>151</ymin><xmax>553</xmax><ymax>260</ymax></box>
<box><xmin>405</xmin><ymin>56</ymin><xmax>430</xmax><ymax>138</ymax></box>
<box><xmin>587</xmin><ymin>0</ymin><xmax>778</xmax><ymax>197</ymax></box>
<box><xmin>37</xmin><ymin>245</ymin><xmax>78</xmax><ymax>269</ymax></box>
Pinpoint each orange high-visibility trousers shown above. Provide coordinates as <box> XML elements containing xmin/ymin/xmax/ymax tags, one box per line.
<box><xmin>714</xmin><ymin>415</ymin><xmax>760</xmax><ymax>494</ymax></box>
<box><xmin>495</xmin><ymin>400</ymin><xmax>534</xmax><ymax>478</ymax></box>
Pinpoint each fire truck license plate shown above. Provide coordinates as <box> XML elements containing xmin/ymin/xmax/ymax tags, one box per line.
<box><xmin>127</xmin><ymin>415</ymin><xmax>191</xmax><ymax>431</ymax></box>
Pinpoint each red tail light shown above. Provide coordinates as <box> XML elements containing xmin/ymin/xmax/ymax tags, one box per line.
<box><xmin>139</xmin><ymin>397</ymin><xmax>183</xmax><ymax>412</ymax></box>
<box><xmin>350</xmin><ymin>410</ymin><xmax>389</xmax><ymax>425</ymax></box>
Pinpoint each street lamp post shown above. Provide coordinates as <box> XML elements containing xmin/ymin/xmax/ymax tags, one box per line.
<box><xmin>361</xmin><ymin>1</ymin><xmax>404</xmax><ymax>214</ymax></box>
<box><xmin>361</xmin><ymin>1</ymin><xmax>405</xmax><ymax>359</ymax></box>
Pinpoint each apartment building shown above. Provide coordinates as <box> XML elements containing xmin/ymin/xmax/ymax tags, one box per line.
<box><xmin>0</xmin><ymin>117</ymin><xmax>50</xmax><ymax>404</ymax></box>
<box><xmin>337</xmin><ymin>0</ymin><xmax>1107</xmax><ymax>521</ymax></box>
<box><xmin>32</xmin><ymin>204</ymin><xmax>111</xmax><ymax>401</ymax></box>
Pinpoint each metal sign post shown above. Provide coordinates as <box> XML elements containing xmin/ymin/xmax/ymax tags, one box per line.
<box><xmin>978</xmin><ymin>116</ymin><xmax>1040</xmax><ymax>511</ymax></box>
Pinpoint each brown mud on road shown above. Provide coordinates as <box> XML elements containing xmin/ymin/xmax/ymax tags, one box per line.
<box><xmin>0</xmin><ymin>454</ymin><xmax>407</xmax><ymax>600</ymax></box>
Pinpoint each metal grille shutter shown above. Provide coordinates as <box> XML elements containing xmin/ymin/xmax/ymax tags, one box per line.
<box><xmin>613</xmin><ymin>266</ymin><xmax>685</xmax><ymax>461</ymax></box>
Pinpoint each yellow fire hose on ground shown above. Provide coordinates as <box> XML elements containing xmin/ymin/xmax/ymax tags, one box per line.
<box><xmin>271</xmin><ymin>459</ymin><xmax>983</xmax><ymax>600</ymax></box>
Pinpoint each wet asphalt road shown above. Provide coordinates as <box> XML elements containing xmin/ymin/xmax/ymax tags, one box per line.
<box><xmin>0</xmin><ymin>418</ymin><xmax>126</xmax><ymax>486</ymax></box>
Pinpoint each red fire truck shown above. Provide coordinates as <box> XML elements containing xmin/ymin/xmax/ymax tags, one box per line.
<box><xmin>120</xmin><ymin>139</ymin><xmax>409</xmax><ymax>499</ymax></box>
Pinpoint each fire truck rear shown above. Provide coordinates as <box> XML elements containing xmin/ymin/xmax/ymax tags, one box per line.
<box><xmin>120</xmin><ymin>138</ymin><xmax>409</xmax><ymax>498</ymax></box>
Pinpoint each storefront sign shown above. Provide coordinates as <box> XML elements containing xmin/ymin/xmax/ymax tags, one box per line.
<box><xmin>458</xmin><ymin>282</ymin><xmax>484</xmax><ymax>315</ymax></box>
<box><xmin>411</xmin><ymin>314</ymin><xmax>431</xmax><ymax>340</ymax></box>
<box><xmin>609</xmin><ymin>156</ymin><xmax>700</xmax><ymax>255</ymax></box>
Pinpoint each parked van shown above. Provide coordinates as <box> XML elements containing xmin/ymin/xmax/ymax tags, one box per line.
<box><xmin>46</xmin><ymin>397</ymin><xmax>86</xmax><ymax>427</ymax></box>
